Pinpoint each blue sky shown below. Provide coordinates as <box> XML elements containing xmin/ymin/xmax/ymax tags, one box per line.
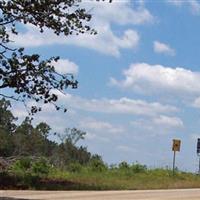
<box><xmin>9</xmin><ymin>0</ymin><xmax>200</xmax><ymax>172</ymax></box>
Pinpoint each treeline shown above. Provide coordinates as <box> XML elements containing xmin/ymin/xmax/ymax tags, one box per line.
<box><xmin>0</xmin><ymin>98</ymin><xmax>98</xmax><ymax>168</ymax></box>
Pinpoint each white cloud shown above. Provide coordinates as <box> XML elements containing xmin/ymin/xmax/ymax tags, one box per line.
<box><xmin>12</xmin><ymin>108</ymin><xmax>28</xmax><ymax>119</ymax></box>
<box><xmin>131</xmin><ymin>115</ymin><xmax>183</xmax><ymax>129</ymax></box>
<box><xmin>52</xmin><ymin>91</ymin><xmax>178</xmax><ymax>117</ymax></box>
<box><xmin>110</xmin><ymin>63</ymin><xmax>200</xmax><ymax>96</ymax></box>
<box><xmin>51</xmin><ymin>59</ymin><xmax>78</xmax><ymax>75</ymax></box>
<box><xmin>85</xmin><ymin>132</ymin><xmax>110</xmax><ymax>143</ymax></box>
<box><xmin>11</xmin><ymin>23</ymin><xmax>139</xmax><ymax>58</ymax></box>
<box><xmin>10</xmin><ymin>0</ymin><xmax>154</xmax><ymax>57</ymax></box>
<box><xmin>153</xmin><ymin>41</ymin><xmax>175</xmax><ymax>56</ymax></box>
<box><xmin>78</xmin><ymin>117</ymin><xmax>125</xmax><ymax>143</ymax></box>
<box><xmin>153</xmin><ymin>115</ymin><xmax>183</xmax><ymax>128</ymax></box>
<box><xmin>12</xmin><ymin>90</ymin><xmax>178</xmax><ymax>133</ymax></box>
<box><xmin>79</xmin><ymin>118</ymin><xmax>124</xmax><ymax>134</ymax></box>
<box><xmin>66</xmin><ymin>28</ymin><xmax>139</xmax><ymax>57</ymax></box>
<box><xmin>130</xmin><ymin>114</ymin><xmax>183</xmax><ymax>136</ymax></box>
<box><xmin>11</xmin><ymin>92</ymin><xmax>182</xmax><ymax>147</ymax></box>
<box><xmin>84</xmin><ymin>0</ymin><xmax>154</xmax><ymax>26</ymax></box>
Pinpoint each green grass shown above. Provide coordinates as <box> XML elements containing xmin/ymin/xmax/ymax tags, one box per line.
<box><xmin>2</xmin><ymin>159</ymin><xmax>200</xmax><ymax>190</ymax></box>
<box><xmin>46</xmin><ymin>167</ymin><xmax>200</xmax><ymax>190</ymax></box>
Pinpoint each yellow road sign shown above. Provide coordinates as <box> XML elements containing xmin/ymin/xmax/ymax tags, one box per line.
<box><xmin>172</xmin><ymin>139</ymin><xmax>181</xmax><ymax>152</ymax></box>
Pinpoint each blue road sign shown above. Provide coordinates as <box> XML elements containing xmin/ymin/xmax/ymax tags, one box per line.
<box><xmin>197</xmin><ymin>138</ymin><xmax>200</xmax><ymax>154</ymax></box>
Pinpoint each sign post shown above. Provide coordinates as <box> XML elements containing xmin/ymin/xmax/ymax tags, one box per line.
<box><xmin>197</xmin><ymin>138</ymin><xmax>200</xmax><ymax>174</ymax></box>
<box><xmin>172</xmin><ymin>139</ymin><xmax>181</xmax><ymax>175</ymax></box>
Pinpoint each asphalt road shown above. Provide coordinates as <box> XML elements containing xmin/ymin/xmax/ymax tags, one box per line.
<box><xmin>1</xmin><ymin>189</ymin><xmax>200</xmax><ymax>200</ymax></box>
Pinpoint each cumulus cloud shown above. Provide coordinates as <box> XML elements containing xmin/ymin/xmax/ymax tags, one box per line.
<box><xmin>83</xmin><ymin>0</ymin><xmax>154</xmax><ymax>26</ymax></box>
<box><xmin>153</xmin><ymin>41</ymin><xmax>175</xmax><ymax>56</ymax></box>
<box><xmin>11</xmin><ymin>25</ymin><xmax>139</xmax><ymax>57</ymax></box>
<box><xmin>10</xmin><ymin>0</ymin><xmax>154</xmax><ymax>56</ymax></box>
<box><xmin>110</xmin><ymin>63</ymin><xmax>200</xmax><ymax>96</ymax></box>
<box><xmin>51</xmin><ymin>59</ymin><xmax>79</xmax><ymax>75</ymax></box>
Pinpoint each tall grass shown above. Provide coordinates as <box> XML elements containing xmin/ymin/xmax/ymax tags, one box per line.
<box><xmin>47</xmin><ymin>162</ymin><xmax>200</xmax><ymax>190</ymax></box>
<box><xmin>3</xmin><ymin>159</ymin><xmax>200</xmax><ymax>190</ymax></box>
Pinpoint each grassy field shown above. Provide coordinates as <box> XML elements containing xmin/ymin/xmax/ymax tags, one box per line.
<box><xmin>1</xmin><ymin>158</ymin><xmax>200</xmax><ymax>190</ymax></box>
<box><xmin>48</xmin><ymin>168</ymin><xmax>200</xmax><ymax>190</ymax></box>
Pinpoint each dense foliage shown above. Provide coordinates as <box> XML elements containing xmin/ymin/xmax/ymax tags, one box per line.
<box><xmin>0</xmin><ymin>98</ymin><xmax>95</xmax><ymax>168</ymax></box>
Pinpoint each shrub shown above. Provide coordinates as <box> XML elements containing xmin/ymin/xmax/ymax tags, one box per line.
<box><xmin>67</xmin><ymin>162</ymin><xmax>82</xmax><ymax>173</ymax></box>
<box><xmin>118</xmin><ymin>161</ymin><xmax>130</xmax><ymax>170</ymax></box>
<box><xmin>89</xmin><ymin>157</ymin><xmax>107</xmax><ymax>172</ymax></box>
<box><xmin>10</xmin><ymin>157</ymin><xmax>51</xmax><ymax>177</ymax></box>
<box><xmin>131</xmin><ymin>163</ymin><xmax>147</xmax><ymax>173</ymax></box>
<box><xmin>31</xmin><ymin>158</ymin><xmax>50</xmax><ymax>176</ymax></box>
<box><xmin>9</xmin><ymin>157</ymin><xmax>32</xmax><ymax>174</ymax></box>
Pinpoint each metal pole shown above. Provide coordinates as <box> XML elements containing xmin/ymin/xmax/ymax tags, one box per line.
<box><xmin>173</xmin><ymin>150</ymin><xmax>176</xmax><ymax>175</ymax></box>
<box><xmin>198</xmin><ymin>155</ymin><xmax>200</xmax><ymax>175</ymax></box>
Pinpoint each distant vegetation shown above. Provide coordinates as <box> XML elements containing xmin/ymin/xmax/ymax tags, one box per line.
<box><xmin>1</xmin><ymin>97</ymin><xmax>200</xmax><ymax>190</ymax></box>
<box><xmin>0</xmin><ymin>98</ymin><xmax>95</xmax><ymax>168</ymax></box>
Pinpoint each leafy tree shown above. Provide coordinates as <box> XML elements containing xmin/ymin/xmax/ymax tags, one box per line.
<box><xmin>0</xmin><ymin>0</ymin><xmax>111</xmax><ymax>114</ymax></box>
<box><xmin>36</xmin><ymin>122</ymin><xmax>51</xmax><ymax>139</ymax></box>
<box><xmin>64</xmin><ymin>128</ymin><xmax>86</xmax><ymax>145</ymax></box>
<box><xmin>13</xmin><ymin>117</ymin><xmax>34</xmax><ymax>155</ymax></box>
<box><xmin>54</xmin><ymin>128</ymin><xmax>89</xmax><ymax>167</ymax></box>
<box><xmin>0</xmin><ymin>129</ymin><xmax>14</xmax><ymax>156</ymax></box>
<box><xmin>89</xmin><ymin>154</ymin><xmax>107</xmax><ymax>172</ymax></box>
<box><xmin>13</xmin><ymin>119</ymin><xmax>52</xmax><ymax>156</ymax></box>
<box><xmin>0</xmin><ymin>98</ymin><xmax>16</xmax><ymax>156</ymax></box>
<box><xmin>0</xmin><ymin>98</ymin><xmax>16</xmax><ymax>132</ymax></box>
